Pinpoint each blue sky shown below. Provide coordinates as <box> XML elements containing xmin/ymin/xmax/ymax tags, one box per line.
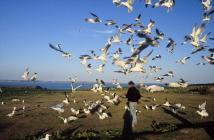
<box><xmin>0</xmin><ymin>0</ymin><xmax>214</xmax><ymax>83</ymax></box>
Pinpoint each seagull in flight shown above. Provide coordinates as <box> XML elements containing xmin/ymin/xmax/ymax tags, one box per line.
<box><xmin>30</xmin><ymin>73</ymin><xmax>38</xmax><ymax>81</ymax></box>
<box><xmin>141</xmin><ymin>19</ymin><xmax>155</xmax><ymax>34</ymax></box>
<box><xmin>183</xmin><ymin>23</ymin><xmax>206</xmax><ymax>51</ymax></box>
<box><xmin>201</xmin><ymin>0</ymin><xmax>212</xmax><ymax>12</ymax></box>
<box><xmin>155</xmin><ymin>28</ymin><xmax>165</xmax><ymax>40</ymax></box>
<box><xmin>152</xmin><ymin>54</ymin><xmax>161</xmax><ymax>60</ymax></box>
<box><xmin>105</xmin><ymin>19</ymin><xmax>116</xmax><ymax>26</ymax></box>
<box><xmin>69</xmin><ymin>75</ymin><xmax>78</xmax><ymax>83</ymax></box>
<box><xmin>96</xmin><ymin>64</ymin><xmax>105</xmax><ymax>73</ymax></box>
<box><xmin>166</xmin><ymin>38</ymin><xmax>176</xmax><ymax>53</ymax></box>
<box><xmin>69</xmin><ymin>76</ymin><xmax>82</xmax><ymax>92</ymax></box>
<box><xmin>85</xmin><ymin>12</ymin><xmax>102</xmax><ymax>23</ymax></box>
<box><xmin>132</xmin><ymin>33</ymin><xmax>159</xmax><ymax>57</ymax></box>
<box><xmin>144</xmin><ymin>0</ymin><xmax>152</xmax><ymax>7</ymax></box>
<box><xmin>135</xmin><ymin>14</ymin><xmax>141</xmax><ymax>22</ymax></box>
<box><xmin>80</xmin><ymin>55</ymin><xmax>92</xmax><ymax>65</ymax></box>
<box><xmin>203</xmin><ymin>9</ymin><xmax>214</xmax><ymax>22</ymax></box>
<box><xmin>93</xmin><ymin>37</ymin><xmax>113</xmax><ymax>63</ymax></box>
<box><xmin>149</xmin><ymin>66</ymin><xmax>162</xmax><ymax>72</ymax></box>
<box><xmin>120</xmin><ymin>0</ymin><xmax>134</xmax><ymax>13</ymax></box>
<box><xmin>153</xmin><ymin>0</ymin><xmax>175</xmax><ymax>12</ymax></box>
<box><xmin>176</xmin><ymin>57</ymin><xmax>191</xmax><ymax>64</ymax></box>
<box><xmin>49</xmin><ymin>43</ymin><xmax>72</xmax><ymax>59</ymax></box>
<box><xmin>202</xmin><ymin>54</ymin><xmax>214</xmax><ymax>64</ymax></box>
<box><xmin>154</xmin><ymin>77</ymin><xmax>164</xmax><ymax>82</ymax></box>
<box><xmin>113</xmin><ymin>0</ymin><xmax>121</xmax><ymax>6</ymax></box>
<box><xmin>163</xmin><ymin>71</ymin><xmax>174</xmax><ymax>77</ymax></box>
<box><xmin>21</xmin><ymin>68</ymin><xmax>29</xmax><ymax>81</ymax></box>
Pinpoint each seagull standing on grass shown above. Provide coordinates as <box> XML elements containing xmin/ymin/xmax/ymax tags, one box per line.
<box><xmin>163</xmin><ymin>101</ymin><xmax>171</xmax><ymax>107</ymax></box>
<box><xmin>91</xmin><ymin>79</ymin><xmax>105</xmax><ymax>93</ymax></box>
<box><xmin>62</xmin><ymin>92</ymin><xmax>69</xmax><ymax>105</ymax></box>
<box><xmin>50</xmin><ymin>103</ymin><xmax>64</xmax><ymax>113</ymax></box>
<box><xmin>151</xmin><ymin>104</ymin><xmax>159</xmax><ymax>110</ymax></box>
<box><xmin>113</xmin><ymin>79</ymin><xmax>123</xmax><ymax>89</ymax></box>
<box><xmin>40</xmin><ymin>134</ymin><xmax>51</xmax><ymax>140</ymax></box>
<box><xmin>175</xmin><ymin>103</ymin><xmax>185</xmax><ymax>110</ymax></box>
<box><xmin>58</xmin><ymin>116</ymin><xmax>78</xmax><ymax>124</ymax></box>
<box><xmin>144</xmin><ymin>105</ymin><xmax>150</xmax><ymax>110</ymax></box>
<box><xmin>7</xmin><ymin>107</ymin><xmax>16</xmax><ymax>118</ymax></box>
<box><xmin>96</xmin><ymin>112</ymin><xmax>112</xmax><ymax>120</ymax></box>
<box><xmin>196</xmin><ymin>101</ymin><xmax>208</xmax><ymax>118</ymax></box>
<box><xmin>196</xmin><ymin>109</ymin><xmax>209</xmax><ymax>118</ymax></box>
<box><xmin>70</xmin><ymin>108</ymin><xmax>80</xmax><ymax>116</ymax></box>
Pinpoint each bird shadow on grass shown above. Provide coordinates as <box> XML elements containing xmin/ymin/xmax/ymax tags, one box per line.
<box><xmin>0</xmin><ymin>122</ymin><xmax>13</xmax><ymax>132</ymax></box>
<box><xmin>120</xmin><ymin>107</ymin><xmax>214</xmax><ymax>140</ymax></box>
<box><xmin>161</xmin><ymin>107</ymin><xmax>214</xmax><ymax>139</ymax></box>
<box><xmin>141</xmin><ymin>99</ymin><xmax>151</xmax><ymax>102</ymax></box>
<box><xmin>24</xmin><ymin>127</ymin><xmax>53</xmax><ymax>140</ymax></box>
<box><xmin>60</xmin><ymin>126</ymin><xmax>80</xmax><ymax>138</ymax></box>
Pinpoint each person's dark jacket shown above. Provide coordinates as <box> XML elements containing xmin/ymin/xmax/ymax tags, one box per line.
<box><xmin>126</xmin><ymin>86</ymin><xmax>141</xmax><ymax>102</ymax></box>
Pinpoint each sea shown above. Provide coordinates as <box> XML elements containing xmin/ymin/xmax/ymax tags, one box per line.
<box><xmin>0</xmin><ymin>80</ymin><xmax>165</xmax><ymax>90</ymax></box>
<box><xmin>0</xmin><ymin>80</ymin><xmax>126</xmax><ymax>90</ymax></box>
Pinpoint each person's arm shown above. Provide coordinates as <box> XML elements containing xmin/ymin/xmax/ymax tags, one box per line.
<box><xmin>126</xmin><ymin>88</ymin><xmax>130</xmax><ymax>98</ymax></box>
<box><xmin>137</xmin><ymin>89</ymin><xmax>141</xmax><ymax>103</ymax></box>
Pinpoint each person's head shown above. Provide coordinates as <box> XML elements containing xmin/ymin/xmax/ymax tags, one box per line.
<box><xmin>128</xmin><ymin>81</ymin><xmax>135</xmax><ymax>88</ymax></box>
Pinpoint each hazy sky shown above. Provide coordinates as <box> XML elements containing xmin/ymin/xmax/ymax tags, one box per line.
<box><xmin>0</xmin><ymin>0</ymin><xmax>214</xmax><ymax>84</ymax></box>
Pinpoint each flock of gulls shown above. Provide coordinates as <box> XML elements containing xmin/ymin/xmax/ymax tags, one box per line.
<box><xmin>0</xmin><ymin>0</ymin><xmax>213</xmax><ymax>139</ymax></box>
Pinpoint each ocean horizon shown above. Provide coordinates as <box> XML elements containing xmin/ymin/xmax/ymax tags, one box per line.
<box><xmin>0</xmin><ymin>80</ymin><xmax>166</xmax><ymax>90</ymax></box>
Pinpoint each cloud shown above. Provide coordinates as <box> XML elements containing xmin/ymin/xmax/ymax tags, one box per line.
<box><xmin>95</xmin><ymin>29</ymin><xmax>114</xmax><ymax>34</ymax></box>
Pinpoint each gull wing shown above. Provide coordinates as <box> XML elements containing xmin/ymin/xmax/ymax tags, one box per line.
<box><xmin>90</xmin><ymin>12</ymin><xmax>99</xmax><ymax>18</ymax></box>
<box><xmin>49</xmin><ymin>43</ymin><xmax>65</xmax><ymax>53</ymax></box>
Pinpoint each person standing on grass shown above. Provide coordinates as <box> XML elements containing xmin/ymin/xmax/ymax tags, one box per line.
<box><xmin>126</xmin><ymin>81</ymin><xmax>141</xmax><ymax>128</ymax></box>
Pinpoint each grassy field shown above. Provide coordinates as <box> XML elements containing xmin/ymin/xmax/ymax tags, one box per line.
<box><xmin>0</xmin><ymin>87</ymin><xmax>214</xmax><ymax>140</ymax></box>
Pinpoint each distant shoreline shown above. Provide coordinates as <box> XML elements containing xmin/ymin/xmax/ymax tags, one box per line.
<box><xmin>0</xmin><ymin>79</ymin><xmax>214</xmax><ymax>85</ymax></box>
